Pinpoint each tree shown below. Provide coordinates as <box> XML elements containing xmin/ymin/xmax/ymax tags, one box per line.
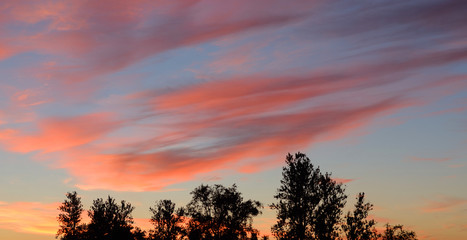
<box><xmin>381</xmin><ymin>224</ymin><xmax>417</xmax><ymax>240</ymax></box>
<box><xmin>57</xmin><ymin>191</ymin><xmax>85</xmax><ymax>240</ymax></box>
<box><xmin>133</xmin><ymin>227</ymin><xmax>148</xmax><ymax>240</ymax></box>
<box><xmin>342</xmin><ymin>192</ymin><xmax>378</xmax><ymax>240</ymax></box>
<box><xmin>149</xmin><ymin>199</ymin><xmax>186</xmax><ymax>240</ymax></box>
<box><xmin>271</xmin><ymin>152</ymin><xmax>347</xmax><ymax>240</ymax></box>
<box><xmin>87</xmin><ymin>196</ymin><xmax>135</xmax><ymax>240</ymax></box>
<box><xmin>186</xmin><ymin>184</ymin><xmax>262</xmax><ymax>240</ymax></box>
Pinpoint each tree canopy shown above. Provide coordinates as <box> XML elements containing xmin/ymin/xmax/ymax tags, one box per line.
<box><xmin>149</xmin><ymin>199</ymin><xmax>186</xmax><ymax>240</ymax></box>
<box><xmin>87</xmin><ymin>196</ymin><xmax>135</xmax><ymax>240</ymax></box>
<box><xmin>57</xmin><ymin>191</ymin><xmax>84</xmax><ymax>240</ymax></box>
<box><xmin>55</xmin><ymin>152</ymin><xmax>419</xmax><ymax>240</ymax></box>
<box><xmin>186</xmin><ymin>184</ymin><xmax>262</xmax><ymax>240</ymax></box>
<box><xmin>271</xmin><ymin>152</ymin><xmax>347</xmax><ymax>240</ymax></box>
<box><xmin>382</xmin><ymin>224</ymin><xmax>417</xmax><ymax>240</ymax></box>
<box><xmin>343</xmin><ymin>192</ymin><xmax>378</xmax><ymax>240</ymax></box>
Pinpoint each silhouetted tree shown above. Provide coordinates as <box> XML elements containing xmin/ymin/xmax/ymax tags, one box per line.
<box><xmin>133</xmin><ymin>227</ymin><xmax>149</xmax><ymax>240</ymax></box>
<box><xmin>186</xmin><ymin>184</ymin><xmax>262</xmax><ymax>240</ymax></box>
<box><xmin>87</xmin><ymin>196</ymin><xmax>135</xmax><ymax>240</ymax></box>
<box><xmin>271</xmin><ymin>152</ymin><xmax>347</xmax><ymax>240</ymax></box>
<box><xmin>250</xmin><ymin>231</ymin><xmax>259</xmax><ymax>240</ymax></box>
<box><xmin>150</xmin><ymin>199</ymin><xmax>186</xmax><ymax>240</ymax></box>
<box><xmin>342</xmin><ymin>192</ymin><xmax>378</xmax><ymax>240</ymax></box>
<box><xmin>381</xmin><ymin>224</ymin><xmax>417</xmax><ymax>240</ymax></box>
<box><xmin>248</xmin><ymin>231</ymin><xmax>270</xmax><ymax>240</ymax></box>
<box><xmin>57</xmin><ymin>191</ymin><xmax>85</xmax><ymax>240</ymax></box>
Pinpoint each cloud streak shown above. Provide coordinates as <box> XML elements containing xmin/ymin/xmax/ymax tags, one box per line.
<box><xmin>1</xmin><ymin>0</ymin><xmax>313</xmax><ymax>83</ymax></box>
<box><xmin>0</xmin><ymin>113</ymin><xmax>120</xmax><ymax>153</ymax></box>
<box><xmin>422</xmin><ymin>196</ymin><xmax>467</xmax><ymax>213</ymax></box>
<box><xmin>0</xmin><ymin>201</ymin><xmax>58</xmax><ymax>235</ymax></box>
<box><xmin>0</xmin><ymin>0</ymin><xmax>466</xmax><ymax>192</ymax></box>
<box><xmin>60</xmin><ymin>89</ymin><xmax>407</xmax><ymax>191</ymax></box>
<box><xmin>410</xmin><ymin>157</ymin><xmax>452</xmax><ymax>163</ymax></box>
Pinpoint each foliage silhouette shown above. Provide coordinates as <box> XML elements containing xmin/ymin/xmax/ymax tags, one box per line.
<box><xmin>54</xmin><ymin>152</ymin><xmax>420</xmax><ymax>240</ymax></box>
<box><xmin>57</xmin><ymin>191</ymin><xmax>85</xmax><ymax>240</ymax></box>
<box><xmin>87</xmin><ymin>196</ymin><xmax>135</xmax><ymax>240</ymax></box>
<box><xmin>132</xmin><ymin>227</ymin><xmax>149</xmax><ymax>240</ymax></box>
<box><xmin>271</xmin><ymin>152</ymin><xmax>347</xmax><ymax>240</ymax></box>
<box><xmin>342</xmin><ymin>192</ymin><xmax>379</xmax><ymax>240</ymax></box>
<box><xmin>149</xmin><ymin>199</ymin><xmax>186</xmax><ymax>240</ymax></box>
<box><xmin>186</xmin><ymin>184</ymin><xmax>262</xmax><ymax>240</ymax></box>
<box><xmin>381</xmin><ymin>224</ymin><xmax>417</xmax><ymax>240</ymax></box>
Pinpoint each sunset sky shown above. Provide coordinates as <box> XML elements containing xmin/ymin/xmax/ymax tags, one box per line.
<box><xmin>0</xmin><ymin>1</ymin><xmax>466</xmax><ymax>239</ymax></box>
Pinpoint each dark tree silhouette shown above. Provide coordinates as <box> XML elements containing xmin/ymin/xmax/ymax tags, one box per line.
<box><xmin>250</xmin><ymin>231</ymin><xmax>270</xmax><ymax>240</ymax></box>
<box><xmin>149</xmin><ymin>199</ymin><xmax>186</xmax><ymax>240</ymax></box>
<box><xmin>132</xmin><ymin>227</ymin><xmax>149</xmax><ymax>240</ymax></box>
<box><xmin>381</xmin><ymin>224</ymin><xmax>417</xmax><ymax>240</ymax></box>
<box><xmin>271</xmin><ymin>152</ymin><xmax>347</xmax><ymax>240</ymax></box>
<box><xmin>342</xmin><ymin>192</ymin><xmax>378</xmax><ymax>240</ymax></box>
<box><xmin>53</xmin><ymin>151</ymin><xmax>420</xmax><ymax>240</ymax></box>
<box><xmin>186</xmin><ymin>184</ymin><xmax>262</xmax><ymax>240</ymax></box>
<box><xmin>57</xmin><ymin>191</ymin><xmax>85</xmax><ymax>240</ymax></box>
<box><xmin>87</xmin><ymin>196</ymin><xmax>135</xmax><ymax>240</ymax></box>
<box><xmin>250</xmin><ymin>231</ymin><xmax>259</xmax><ymax>240</ymax></box>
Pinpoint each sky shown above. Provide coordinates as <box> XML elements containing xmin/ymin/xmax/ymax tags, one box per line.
<box><xmin>0</xmin><ymin>0</ymin><xmax>466</xmax><ymax>239</ymax></box>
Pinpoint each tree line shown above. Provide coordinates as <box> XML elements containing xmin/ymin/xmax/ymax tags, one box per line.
<box><xmin>57</xmin><ymin>152</ymin><xmax>417</xmax><ymax>240</ymax></box>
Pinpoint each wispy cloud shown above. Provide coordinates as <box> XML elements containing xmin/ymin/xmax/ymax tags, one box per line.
<box><xmin>410</xmin><ymin>157</ymin><xmax>452</xmax><ymax>163</ymax></box>
<box><xmin>1</xmin><ymin>0</ymin><xmax>313</xmax><ymax>83</ymax></box>
<box><xmin>0</xmin><ymin>0</ymin><xmax>466</xmax><ymax>192</ymax></box>
<box><xmin>0</xmin><ymin>201</ymin><xmax>58</xmax><ymax>235</ymax></box>
<box><xmin>422</xmin><ymin>196</ymin><xmax>467</xmax><ymax>213</ymax></box>
<box><xmin>0</xmin><ymin>112</ymin><xmax>120</xmax><ymax>153</ymax></box>
<box><xmin>333</xmin><ymin>178</ymin><xmax>354</xmax><ymax>184</ymax></box>
<box><xmin>448</xmin><ymin>163</ymin><xmax>466</xmax><ymax>169</ymax></box>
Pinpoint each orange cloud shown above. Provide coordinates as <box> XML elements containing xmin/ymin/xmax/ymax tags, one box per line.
<box><xmin>1</xmin><ymin>0</ymin><xmax>465</xmax><ymax>194</ymax></box>
<box><xmin>0</xmin><ymin>112</ymin><xmax>120</xmax><ymax>153</ymax></box>
<box><xmin>422</xmin><ymin>196</ymin><xmax>467</xmax><ymax>213</ymax></box>
<box><xmin>55</xmin><ymin>95</ymin><xmax>407</xmax><ymax>191</ymax></box>
<box><xmin>0</xmin><ymin>201</ymin><xmax>59</xmax><ymax>235</ymax></box>
<box><xmin>0</xmin><ymin>64</ymin><xmax>415</xmax><ymax>192</ymax></box>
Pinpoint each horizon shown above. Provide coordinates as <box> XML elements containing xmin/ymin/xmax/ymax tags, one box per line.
<box><xmin>0</xmin><ymin>1</ymin><xmax>466</xmax><ymax>239</ymax></box>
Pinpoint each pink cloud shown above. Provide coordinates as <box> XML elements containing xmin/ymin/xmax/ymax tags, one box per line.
<box><xmin>410</xmin><ymin>157</ymin><xmax>452</xmax><ymax>163</ymax></box>
<box><xmin>422</xmin><ymin>196</ymin><xmax>467</xmax><ymax>213</ymax></box>
<box><xmin>0</xmin><ymin>0</ymin><xmax>314</xmax><ymax>83</ymax></box>
<box><xmin>0</xmin><ymin>64</ymin><xmax>415</xmax><ymax>191</ymax></box>
<box><xmin>333</xmin><ymin>178</ymin><xmax>354</xmax><ymax>184</ymax></box>
<box><xmin>0</xmin><ymin>0</ymin><xmax>465</xmax><ymax>194</ymax></box>
<box><xmin>448</xmin><ymin>163</ymin><xmax>465</xmax><ymax>169</ymax></box>
<box><xmin>2</xmin><ymin>47</ymin><xmax>460</xmax><ymax>192</ymax></box>
<box><xmin>10</xmin><ymin>89</ymin><xmax>50</xmax><ymax>108</ymax></box>
<box><xmin>56</xmin><ymin>95</ymin><xmax>407</xmax><ymax>191</ymax></box>
<box><xmin>442</xmin><ymin>223</ymin><xmax>467</xmax><ymax>231</ymax></box>
<box><xmin>0</xmin><ymin>85</ymin><xmax>54</xmax><ymax>127</ymax></box>
<box><xmin>368</xmin><ymin>215</ymin><xmax>394</xmax><ymax>224</ymax></box>
<box><xmin>423</xmin><ymin>106</ymin><xmax>467</xmax><ymax>117</ymax></box>
<box><xmin>0</xmin><ymin>201</ymin><xmax>59</xmax><ymax>235</ymax></box>
<box><xmin>0</xmin><ymin>112</ymin><xmax>120</xmax><ymax>153</ymax></box>
<box><xmin>0</xmin><ymin>42</ymin><xmax>15</xmax><ymax>60</ymax></box>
